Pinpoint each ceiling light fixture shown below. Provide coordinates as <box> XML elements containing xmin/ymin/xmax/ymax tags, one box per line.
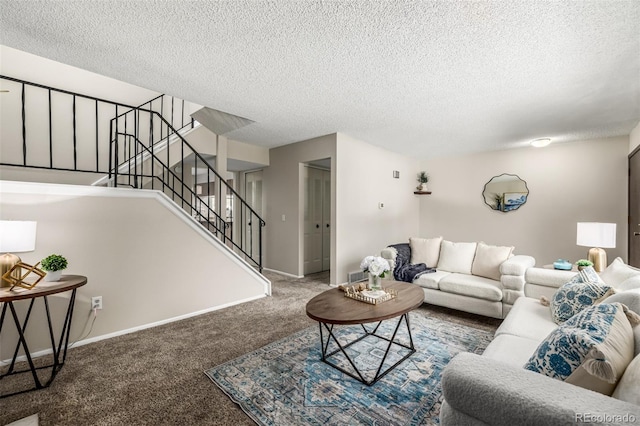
<box><xmin>530</xmin><ymin>138</ymin><xmax>552</xmax><ymax>148</ymax></box>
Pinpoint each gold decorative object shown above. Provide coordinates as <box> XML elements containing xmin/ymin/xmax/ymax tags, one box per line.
<box><xmin>1</xmin><ymin>261</ymin><xmax>46</xmax><ymax>290</ymax></box>
<box><xmin>344</xmin><ymin>285</ymin><xmax>398</xmax><ymax>305</ymax></box>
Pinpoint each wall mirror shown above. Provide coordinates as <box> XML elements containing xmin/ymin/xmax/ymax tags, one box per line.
<box><xmin>482</xmin><ymin>173</ymin><xmax>529</xmax><ymax>212</ymax></box>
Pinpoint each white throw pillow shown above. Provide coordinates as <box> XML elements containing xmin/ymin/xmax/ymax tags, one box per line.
<box><xmin>437</xmin><ymin>240</ymin><xmax>477</xmax><ymax>274</ymax></box>
<box><xmin>471</xmin><ymin>242</ymin><xmax>514</xmax><ymax>281</ymax></box>
<box><xmin>600</xmin><ymin>257</ymin><xmax>640</xmax><ymax>288</ymax></box>
<box><xmin>612</xmin><ymin>353</ymin><xmax>640</xmax><ymax>404</ymax></box>
<box><xmin>409</xmin><ymin>236</ymin><xmax>443</xmax><ymax>267</ymax></box>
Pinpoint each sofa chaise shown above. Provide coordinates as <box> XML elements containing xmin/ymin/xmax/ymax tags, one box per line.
<box><xmin>441</xmin><ymin>257</ymin><xmax>640</xmax><ymax>425</ymax></box>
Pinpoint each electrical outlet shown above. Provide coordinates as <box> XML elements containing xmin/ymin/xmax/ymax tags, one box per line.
<box><xmin>91</xmin><ymin>296</ymin><xmax>103</xmax><ymax>310</ymax></box>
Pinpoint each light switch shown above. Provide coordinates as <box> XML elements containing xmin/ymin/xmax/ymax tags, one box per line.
<box><xmin>281</xmin><ymin>214</ymin><xmax>286</xmax><ymax>222</ymax></box>
<box><xmin>378</xmin><ymin>202</ymin><xmax>384</xmax><ymax>209</ymax></box>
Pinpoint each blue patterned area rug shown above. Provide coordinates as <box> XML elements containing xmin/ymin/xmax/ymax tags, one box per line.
<box><xmin>205</xmin><ymin>314</ymin><xmax>493</xmax><ymax>425</ymax></box>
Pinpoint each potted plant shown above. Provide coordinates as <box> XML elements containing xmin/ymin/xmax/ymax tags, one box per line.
<box><xmin>41</xmin><ymin>254</ymin><xmax>68</xmax><ymax>282</ymax></box>
<box><xmin>416</xmin><ymin>171</ymin><xmax>429</xmax><ymax>191</ymax></box>
<box><xmin>576</xmin><ymin>259</ymin><xmax>594</xmax><ymax>271</ymax></box>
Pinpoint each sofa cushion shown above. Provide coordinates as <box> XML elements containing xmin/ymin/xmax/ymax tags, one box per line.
<box><xmin>600</xmin><ymin>257</ymin><xmax>640</xmax><ymax>288</ymax></box>
<box><xmin>612</xmin><ymin>353</ymin><xmax>640</xmax><ymax>405</ymax></box>
<box><xmin>413</xmin><ymin>269</ymin><xmax>451</xmax><ymax>290</ymax></box>
<box><xmin>471</xmin><ymin>242</ymin><xmax>514</xmax><ymax>281</ymax></box>
<box><xmin>550</xmin><ymin>268</ymin><xmax>614</xmax><ymax>324</ymax></box>
<box><xmin>437</xmin><ymin>240</ymin><xmax>477</xmax><ymax>274</ymax></box>
<box><xmin>482</xmin><ymin>333</ymin><xmax>542</xmax><ymax>368</ymax></box>
<box><xmin>409</xmin><ymin>236</ymin><xmax>442</xmax><ymax>267</ymax></box>
<box><xmin>439</xmin><ymin>273</ymin><xmax>503</xmax><ymax>302</ymax></box>
<box><xmin>618</xmin><ymin>275</ymin><xmax>640</xmax><ymax>291</ymax></box>
<box><xmin>603</xmin><ymin>288</ymin><xmax>640</xmax><ymax>356</ymax></box>
<box><xmin>495</xmin><ymin>296</ymin><xmax>558</xmax><ymax>342</ymax></box>
<box><xmin>524</xmin><ymin>303</ymin><xmax>635</xmax><ymax>396</ymax></box>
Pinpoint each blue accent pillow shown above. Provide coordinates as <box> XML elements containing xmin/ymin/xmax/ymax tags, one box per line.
<box><xmin>550</xmin><ymin>267</ymin><xmax>613</xmax><ymax>324</ymax></box>
<box><xmin>524</xmin><ymin>303</ymin><xmax>635</xmax><ymax>395</ymax></box>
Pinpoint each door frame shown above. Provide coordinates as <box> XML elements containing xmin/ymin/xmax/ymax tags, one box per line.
<box><xmin>629</xmin><ymin>144</ymin><xmax>640</xmax><ymax>267</ymax></box>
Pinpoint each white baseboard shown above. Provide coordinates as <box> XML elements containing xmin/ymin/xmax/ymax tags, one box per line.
<box><xmin>0</xmin><ymin>293</ymin><xmax>266</xmax><ymax>366</ymax></box>
<box><xmin>262</xmin><ymin>268</ymin><xmax>303</xmax><ymax>279</ymax></box>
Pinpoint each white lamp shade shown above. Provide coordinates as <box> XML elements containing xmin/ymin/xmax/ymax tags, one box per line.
<box><xmin>0</xmin><ymin>220</ymin><xmax>37</xmax><ymax>253</ymax></box>
<box><xmin>576</xmin><ymin>222</ymin><xmax>616</xmax><ymax>248</ymax></box>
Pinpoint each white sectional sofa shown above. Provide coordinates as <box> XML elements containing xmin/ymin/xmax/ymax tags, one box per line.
<box><xmin>381</xmin><ymin>237</ymin><xmax>535</xmax><ymax>319</ymax></box>
<box><xmin>440</xmin><ymin>258</ymin><xmax>640</xmax><ymax>425</ymax></box>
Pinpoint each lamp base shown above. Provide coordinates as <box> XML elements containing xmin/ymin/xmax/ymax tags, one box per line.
<box><xmin>587</xmin><ymin>247</ymin><xmax>607</xmax><ymax>273</ymax></box>
<box><xmin>1</xmin><ymin>253</ymin><xmax>21</xmax><ymax>288</ymax></box>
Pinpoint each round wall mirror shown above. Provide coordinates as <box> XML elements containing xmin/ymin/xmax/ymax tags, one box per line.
<box><xmin>482</xmin><ymin>173</ymin><xmax>529</xmax><ymax>212</ymax></box>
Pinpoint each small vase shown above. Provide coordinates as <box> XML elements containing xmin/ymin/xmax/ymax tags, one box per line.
<box><xmin>44</xmin><ymin>270</ymin><xmax>62</xmax><ymax>282</ymax></box>
<box><xmin>368</xmin><ymin>274</ymin><xmax>382</xmax><ymax>291</ymax></box>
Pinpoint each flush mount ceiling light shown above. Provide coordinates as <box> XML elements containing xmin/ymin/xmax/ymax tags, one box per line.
<box><xmin>530</xmin><ymin>138</ymin><xmax>552</xmax><ymax>148</ymax></box>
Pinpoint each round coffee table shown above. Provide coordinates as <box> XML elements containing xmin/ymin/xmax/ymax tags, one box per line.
<box><xmin>306</xmin><ymin>280</ymin><xmax>424</xmax><ymax>385</ymax></box>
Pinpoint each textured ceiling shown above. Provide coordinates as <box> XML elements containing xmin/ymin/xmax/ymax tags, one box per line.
<box><xmin>1</xmin><ymin>1</ymin><xmax>639</xmax><ymax>158</ymax></box>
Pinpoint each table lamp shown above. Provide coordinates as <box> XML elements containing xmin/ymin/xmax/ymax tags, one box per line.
<box><xmin>576</xmin><ymin>222</ymin><xmax>616</xmax><ymax>272</ymax></box>
<box><xmin>0</xmin><ymin>220</ymin><xmax>37</xmax><ymax>288</ymax></box>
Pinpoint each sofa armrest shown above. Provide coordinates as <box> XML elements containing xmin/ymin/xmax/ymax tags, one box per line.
<box><xmin>525</xmin><ymin>267</ymin><xmax>575</xmax><ymax>289</ymax></box>
<box><xmin>500</xmin><ymin>256</ymin><xmax>535</xmax><ymax>301</ymax></box>
<box><xmin>500</xmin><ymin>255</ymin><xmax>535</xmax><ymax>276</ymax></box>
<box><xmin>442</xmin><ymin>353</ymin><xmax>640</xmax><ymax>426</ymax></box>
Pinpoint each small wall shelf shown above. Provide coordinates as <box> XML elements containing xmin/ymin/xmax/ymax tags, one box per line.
<box><xmin>413</xmin><ymin>191</ymin><xmax>432</xmax><ymax>195</ymax></box>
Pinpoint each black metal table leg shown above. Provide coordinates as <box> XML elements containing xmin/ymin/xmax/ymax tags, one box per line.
<box><xmin>0</xmin><ymin>288</ymin><xmax>79</xmax><ymax>398</ymax></box>
<box><xmin>316</xmin><ymin>313</ymin><xmax>416</xmax><ymax>386</ymax></box>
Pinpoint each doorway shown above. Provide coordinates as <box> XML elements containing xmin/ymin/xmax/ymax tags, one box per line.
<box><xmin>303</xmin><ymin>162</ymin><xmax>331</xmax><ymax>275</ymax></box>
<box><xmin>629</xmin><ymin>146</ymin><xmax>640</xmax><ymax>267</ymax></box>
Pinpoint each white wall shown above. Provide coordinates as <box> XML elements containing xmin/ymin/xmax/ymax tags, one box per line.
<box><xmin>263</xmin><ymin>132</ymin><xmax>420</xmax><ymax>285</ymax></box>
<box><xmin>0</xmin><ymin>181</ymin><xmax>269</xmax><ymax>359</ymax></box>
<box><xmin>263</xmin><ymin>134</ymin><xmax>337</xmax><ymax>282</ymax></box>
<box><xmin>335</xmin><ymin>134</ymin><xmax>420</xmax><ymax>283</ymax></box>
<box><xmin>419</xmin><ymin>136</ymin><xmax>629</xmax><ymax>266</ymax></box>
<box><xmin>631</xmin><ymin>121</ymin><xmax>640</xmax><ymax>153</ymax></box>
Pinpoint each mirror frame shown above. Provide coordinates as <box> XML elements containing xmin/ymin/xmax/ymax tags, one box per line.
<box><xmin>482</xmin><ymin>173</ymin><xmax>529</xmax><ymax>212</ymax></box>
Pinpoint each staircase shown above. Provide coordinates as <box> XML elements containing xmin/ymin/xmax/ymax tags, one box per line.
<box><xmin>0</xmin><ymin>75</ymin><xmax>265</xmax><ymax>271</ymax></box>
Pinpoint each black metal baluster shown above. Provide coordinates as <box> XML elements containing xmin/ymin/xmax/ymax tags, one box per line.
<box><xmin>73</xmin><ymin>95</ymin><xmax>77</xmax><ymax>170</ymax></box>
<box><xmin>150</xmin><ymin>113</ymin><xmax>154</xmax><ymax>190</ymax></box>
<box><xmin>48</xmin><ymin>89</ymin><xmax>53</xmax><ymax>168</ymax></box>
<box><xmin>135</xmin><ymin>110</ymin><xmax>139</xmax><ymax>188</ymax></box>
<box><xmin>21</xmin><ymin>83</ymin><xmax>26</xmax><ymax>166</ymax></box>
<box><xmin>95</xmin><ymin>100</ymin><xmax>99</xmax><ymax>172</ymax></box>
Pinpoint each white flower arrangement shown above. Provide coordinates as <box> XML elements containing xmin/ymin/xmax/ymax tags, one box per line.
<box><xmin>360</xmin><ymin>255</ymin><xmax>390</xmax><ymax>278</ymax></box>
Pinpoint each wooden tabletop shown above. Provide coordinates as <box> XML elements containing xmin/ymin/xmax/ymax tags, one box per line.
<box><xmin>0</xmin><ymin>275</ymin><xmax>87</xmax><ymax>303</ymax></box>
<box><xmin>306</xmin><ymin>280</ymin><xmax>424</xmax><ymax>325</ymax></box>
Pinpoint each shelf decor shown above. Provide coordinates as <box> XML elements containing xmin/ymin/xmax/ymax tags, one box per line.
<box><xmin>2</xmin><ymin>261</ymin><xmax>46</xmax><ymax>290</ymax></box>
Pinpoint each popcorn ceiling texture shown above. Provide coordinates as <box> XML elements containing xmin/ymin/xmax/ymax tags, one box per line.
<box><xmin>1</xmin><ymin>1</ymin><xmax>638</xmax><ymax>158</ymax></box>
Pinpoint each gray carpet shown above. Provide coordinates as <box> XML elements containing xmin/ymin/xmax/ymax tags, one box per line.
<box><xmin>0</xmin><ymin>272</ymin><xmax>501</xmax><ymax>425</ymax></box>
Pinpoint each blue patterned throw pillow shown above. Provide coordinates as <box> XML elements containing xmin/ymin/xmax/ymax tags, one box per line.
<box><xmin>550</xmin><ymin>267</ymin><xmax>613</xmax><ymax>324</ymax></box>
<box><xmin>524</xmin><ymin>303</ymin><xmax>635</xmax><ymax>395</ymax></box>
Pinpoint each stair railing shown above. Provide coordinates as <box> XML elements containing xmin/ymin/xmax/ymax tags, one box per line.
<box><xmin>109</xmin><ymin>108</ymin><xmax>265</xmax><ymax>271</ymax></box>
<box><xmin>0</xmin><ymin>75</ymin><xmax>264</xmax><ymax>271</ymax></box>
<box><xmin>0</xmin><ymin>75</ymin><xmax>193</xmax><ymax>174</ymax></box>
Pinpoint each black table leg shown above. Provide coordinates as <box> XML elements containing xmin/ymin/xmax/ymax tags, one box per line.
<box><xmin>317</xmin><ymin>313</ymin><xmax>416</xmax><ymax>386</ymax></box>
<box><xmin>0</xmin><ymin>289</ymin><xmax>78</xmax><ymax>398</ymax></box>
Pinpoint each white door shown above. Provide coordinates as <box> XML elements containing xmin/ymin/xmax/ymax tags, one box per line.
<box><xmin>304</xmin><ymin>166</ymin><xmax>330</xmax><ymax>275</ymax></box>
<box><xmin>244</xmin><ymin>170</ymin><xmax>263</xmax><ymax>262</ymax></box>
<box><xmin>322</xmin><ymin>169</ymin><xmax>331</xmax><ymax>271</ymax></box>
